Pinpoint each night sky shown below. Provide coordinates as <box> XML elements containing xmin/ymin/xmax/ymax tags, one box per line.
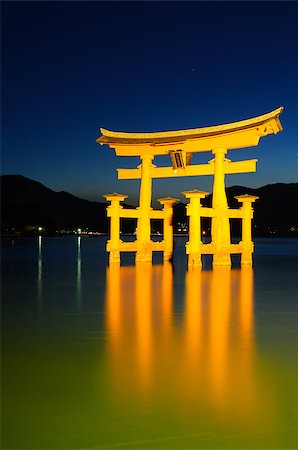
<box><xmin>2</xmin><ymin>1</ymin><xmax>298</xmax><ymax>205</ymax></box>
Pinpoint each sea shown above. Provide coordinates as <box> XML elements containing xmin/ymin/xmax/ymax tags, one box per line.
<box><xmin>2</xmin><ymin>236</ymin><xmax>298</xmax><ymax>449</ymax></box>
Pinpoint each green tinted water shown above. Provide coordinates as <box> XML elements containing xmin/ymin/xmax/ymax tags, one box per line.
<box><xmin>2</xmin><ymin>237</ymin><xmax>298</xmax><ymax>449</ymax></box>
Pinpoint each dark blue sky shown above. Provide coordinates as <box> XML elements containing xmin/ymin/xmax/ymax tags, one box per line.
<box><xmin>2</xmin><ymin>1</ymin><xmax>298</xmax><ymax>204</ymax></box>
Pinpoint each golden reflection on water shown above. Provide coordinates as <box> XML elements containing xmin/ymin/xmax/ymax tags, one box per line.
<box><xmin>184</xmin><ymin>267</ymin><xmax>258</xmax><ymax>421</ymax></box>
<box><xmin>37</xmin><ymin>236</ymin><xmax>43</xmax><ymax>313</ymax></box>
<box><xmin>135</xmin><ymin>263</ymin><xmax>153</xmax><ymax>389</ymax></box>
<box><xmin>76</xmin><ymin>236</ymin><xmax>82</xmax><ymax>311</ymax></box>
<box><xmin>105</xmin><ymin>263</ymin><xmax>277</xmax><ymax>435</ymax></box>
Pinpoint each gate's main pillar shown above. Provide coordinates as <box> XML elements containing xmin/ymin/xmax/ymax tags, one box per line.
<box><xmin>136</xmin><ymin>154</ymin><xmax>154</xmax><ymax>262</ymax></box>
<box><xmin>211</xmin><ymin>148</ymin><xmax>231</xmax><ymax>266</ymax></box>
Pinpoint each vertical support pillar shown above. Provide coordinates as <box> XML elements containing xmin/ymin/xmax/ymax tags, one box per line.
<box><xmin>136</xmin><ymin>154</ymin><xmax>154</xmax><ymax>262</ymax></box>
<box><xmin>211</xmin><ymin>148</ymin><xmax>231</xmax><ymax>266</ymax></box>
<box><xmin>183</xmin><ymin>190</ymin><xmax>208</xmax><ymax>267</ymax></box>
<box><xmin>103</xmin><ymin>193</ymin><xmax>128</xmax><ymax>264</ymax></box>
<box><xmin>158</xmin><ymin>197</ymin><xmax>179</xmax><ymax>261</ymax></box>
<box><xmin>235</xmin><ymin>195</ymin><xmax>259</xmax><ymax>265</ymax></box>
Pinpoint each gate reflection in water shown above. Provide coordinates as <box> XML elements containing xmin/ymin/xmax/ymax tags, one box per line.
<box><xmin>105</xmin><ymin>263</ymin><xmax>278</xmax><ymax>446</ymax></box>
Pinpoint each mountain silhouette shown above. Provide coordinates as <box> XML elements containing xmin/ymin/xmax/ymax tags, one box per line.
<box><xmin>1</xmin><ymin>175</ymin><xmax>108</xmax><ymax>233</ymax></box>
<box><xmin>1</xmin><ymin>175</ymin><xmax>298</xmax><ymax>236</ymax></box>
<box><xmin>173</xmin><ymin>183</ymin><xmax>298</xmax><ymax>236</ymax></box>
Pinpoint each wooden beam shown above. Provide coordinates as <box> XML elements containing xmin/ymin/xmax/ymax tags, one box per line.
<box><xmin>119</xmin><ymin>209</ymin><xmax>139</xmax><ymax>219</ymax></box>
<box><xmin>117</xmin><ymin>159</ymin><xmax>257</xmax><ymax>180</ymax></box>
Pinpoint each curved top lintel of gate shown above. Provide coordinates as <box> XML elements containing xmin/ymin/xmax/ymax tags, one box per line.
<box><xmin>97</xmin><ymin>107</ymin><xmax>283</xmax><ymax>156</ymax></box>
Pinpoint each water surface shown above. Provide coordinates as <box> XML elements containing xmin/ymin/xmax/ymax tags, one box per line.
<box><xmin>2</xmin><ymin>237</ymin><xmax>298</xmax><ymax>449</ymax></box>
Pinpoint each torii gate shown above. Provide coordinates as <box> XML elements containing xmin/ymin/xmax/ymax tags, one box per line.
<box><xmin>97</xmin><ymin>107</ymin><xmax>283</xmax><ymax>266</ymax></box>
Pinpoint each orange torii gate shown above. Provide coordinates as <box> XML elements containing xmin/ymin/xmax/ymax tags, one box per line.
<box><xmin>97</xmin><ymin>107</ymin><xmax>283</xmax><ymax>266</ymax></box>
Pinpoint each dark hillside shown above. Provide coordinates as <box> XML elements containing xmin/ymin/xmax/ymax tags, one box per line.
<box><xmin>174</xmin><ymin>183</ymin><xmax>298</xmax><ymax>236</ymax></box>
<box><xmin>1</xmin><ymin>175</ymin><xmax>298</xmax><ymax>236</ymax></box>
<box><xmin>1</xmin><ymin>175</ymin><xmax>108</xmax><ymax>233</ymax></box>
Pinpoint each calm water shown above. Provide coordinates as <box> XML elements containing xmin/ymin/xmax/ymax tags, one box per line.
<box><xmin>2</xmin><ymin>237</ymin><xmax>298</xmax><ymax>449</ymax></box>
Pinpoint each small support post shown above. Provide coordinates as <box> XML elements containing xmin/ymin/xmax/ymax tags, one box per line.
<box><xmin>211</xmin><ymin>148</ymin><xmax>231</xmax><ymax>266</ymax></box>
<box><xmin>183</xmin><ymin>190</ymin><xmax>209</xmax><ymax>267</ymax></box>
<box><xmin>157</xmin><ymin>197</ymin><xmax>179</xmax><ymax>261</ymax></box>
<box><xmin>235</xmin><ymin>195</ymin><xmax>259</xmax><ymax>265</ymax></box>
<box><xmin>136</xmin><ymin>154</ymin><xmax>154</xmax><ymax>262</ymax></box>
<box><xmin>103</xmin><ymin>193</ymin><xmax>128</xmax><ymax>264</ymax></box>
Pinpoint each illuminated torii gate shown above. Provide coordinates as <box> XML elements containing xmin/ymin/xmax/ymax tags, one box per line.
<box><xmin>97</xmin><ymin>107</ymin><xmax>283</xmax><ymax>266</ymax></box>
